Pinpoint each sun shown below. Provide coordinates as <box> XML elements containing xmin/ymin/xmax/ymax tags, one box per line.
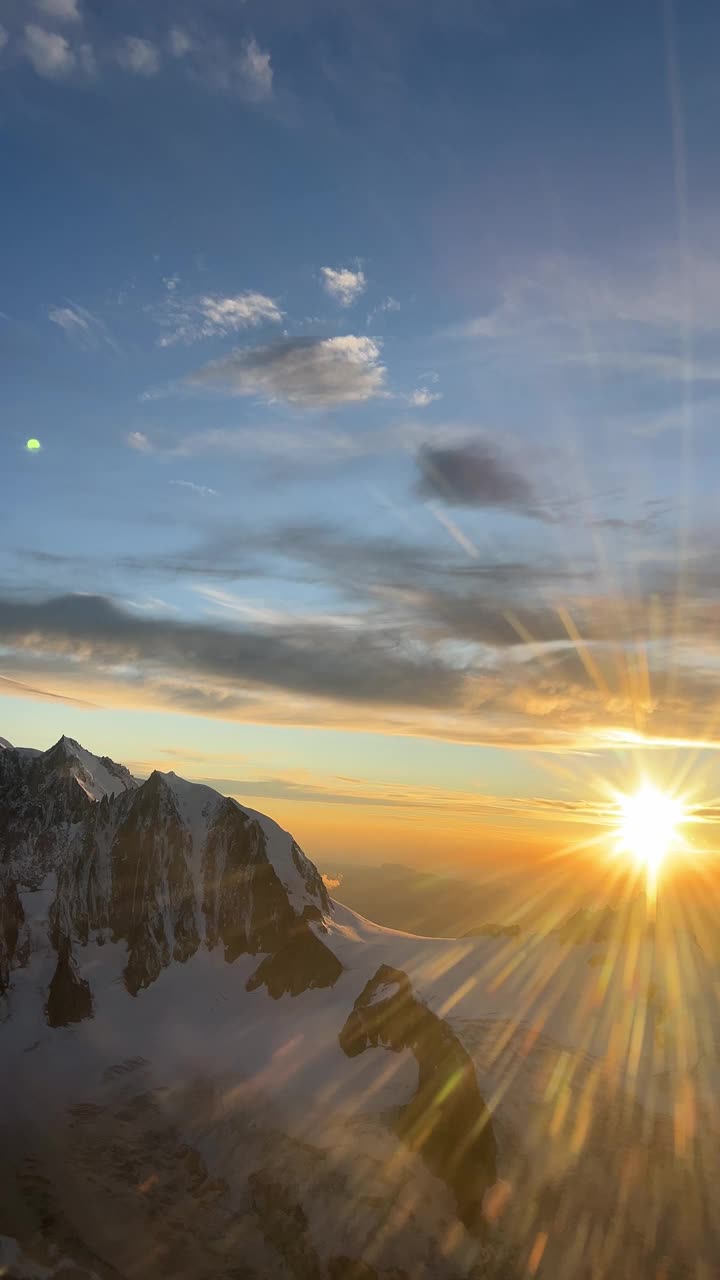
<box><xmin>615</xmin><ymin>783</ymin><xmax>685</xmax><ymax>905</ymax></box>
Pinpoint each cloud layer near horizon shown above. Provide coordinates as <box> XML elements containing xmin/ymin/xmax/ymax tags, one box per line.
<box><xmin>3</xmin><ymin>515</ymin><xmax>720</xmax><ymax>751</ymax></box>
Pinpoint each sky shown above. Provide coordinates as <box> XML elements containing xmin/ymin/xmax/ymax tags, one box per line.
<box><xmin>3</xmin><ymin>0</ymin><xmax>720</xmax><ymax>871</ymax></box>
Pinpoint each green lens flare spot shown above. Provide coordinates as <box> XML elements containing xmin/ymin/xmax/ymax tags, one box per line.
<box><xmin>26</xmin><ymin>438</ymin><xmax>41</xmax><ymax>452</ymax></box>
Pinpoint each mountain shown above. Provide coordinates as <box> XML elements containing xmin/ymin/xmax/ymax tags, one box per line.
<box><xmin>0</xmin><ymin>735</ymin><xmax>504</xmax><ymax>1279</ymax></box>
<box><xmin>1</xmin><ymin>736</ymin><xmax>341</xmax><ymax>1004</ymax></box>
<box><xmin>2</xmin><ymin>735</ymin><xmax>720</xmax><ymax>1279</ymax></box>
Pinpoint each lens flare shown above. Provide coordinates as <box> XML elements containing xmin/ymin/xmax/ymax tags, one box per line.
<box><xmin>26</xmin><ymin>438</ymin><xmax>41</xmax><ymax>452</ymax></box>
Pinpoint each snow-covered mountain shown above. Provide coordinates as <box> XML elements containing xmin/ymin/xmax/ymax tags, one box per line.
<box><xmin>2</xmin><ymin>735</ymin><xmax>720</xmax><ymax>1279</ymax></box>
<box><xmin>1</xmin><ymin>735</ymin><xmax>504</xmax><ymax>1278</ymax></box>
<box><xmin>1</xmin><ymin>735</ymin><xmax>341</xmax><ymax>1004</ymax></box>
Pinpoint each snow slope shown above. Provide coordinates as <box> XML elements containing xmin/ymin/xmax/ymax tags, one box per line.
<box><xmin>3</xmin><ymin>734</ymin><xmax>720</xmax><ymax>1279</ymax></box>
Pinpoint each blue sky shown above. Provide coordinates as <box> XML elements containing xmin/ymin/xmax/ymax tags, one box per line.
<box><xmin>3</xmin><ymin>0</ymin><xmax>720</xmax><ymax>865</ymax></box>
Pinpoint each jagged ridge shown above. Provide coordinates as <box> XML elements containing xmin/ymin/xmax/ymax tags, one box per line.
<box><xmin>1</xmin><ymin>736</ymin><xmax>343</xmax><ymax>1011</ymax></box>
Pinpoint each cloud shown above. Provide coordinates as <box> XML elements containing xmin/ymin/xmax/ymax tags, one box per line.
<box><xmin>24</xmin><ymin>24</ymin><xmax>74</xmax><ymax>76</ymax></box>
<box><xmin>321</xmin><ymin>266</ymin><xmax>367</xmax><ymax>307</ymax></box>
<box><xmin>0</xmin><ymin>674</ymin><xmax>97</xmax><ymax>709</ymax></box>
<box><xmin>9</xmin><ymin>518</ymin><xmax>720</xmax><ymax>750</ymax></box>
<box><xmin>157</xmin><ymin>291</ymin><xmax>284</xmax><ymax>347</ymax></box>
<box><xmin>416</xmin><ymin>441</ymin><xmax>536</xmax><ymax>511</ymax></box>
<box><xmin>168</xmin><ymin>28</ymin><xmax>192</xmax><ymax>58</ymax></box>
<box><xmin>116</xmin><ymin>36</ymin><xmax>160</xmax><ymax>76</ymax></box>
<box><xmin>185</xmin><ymin>33</ymin><xmax>273</xmax><ymax>100</ymax></box>
<box><xmin>238</xmin><ymin>36</ymin><xmax>273</xmax><ymax>100</ymax></box>
<box><xmin>447</xmin><ymin>248</ymin><xmax>720</xmax><ymax>377</ymax></box>
<box><xmin>169</xmin><ymin>480</ymin><xmax>218</xmax><ymax>498</ymax></box>
<box><xmin>2</xmin><ymin>583</ymin><xmax>716</xmax><ymax>751</ymax></box>
<box><xmin>188</xmin><ymin>335</ymin><xmax>387</xmax><ymax>407</ymax></box>
<box><xmin>0</xmin><ymin>593</ymin><xmax>462</xmax><ymax>710</ymax></box>
<box><xmin>407</xmin><ymin>388</ymin><xmax>442</xmax><ymax>408</ymax></box>
<box><xmin>127</xmin><ymin>431</ymin><xmax>153</xmax><ymax>453</ymax></box>
<box><xmin>47</xmin><ymin>302</ymin><xmax>117</xmax><ymax>351</ymax></box>
<box><xmin>33</xmin><ymin>0</ymin><xmax>81</xmax><ymax>21</ymax></box>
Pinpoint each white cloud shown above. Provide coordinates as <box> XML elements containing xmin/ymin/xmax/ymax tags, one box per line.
<box><xmin>25</xmin><ymin>24</ymin><xmax>75</xmax><ymax>76</ymax></box>
<box><xmin>0</xmin><ymin>25</ymin><xmax>8</xmax><ymax>51</ymax></box>
<box><xmin>47</xmin><ymin>302</ymin><xmax>117</xmax><ymax>350</ymax></box>
<box><xmin>127</xmin><ymin>431</ymin><xmax>153</xmax><ymax>453</ymax></box>
<box><xmin>116</xmin><ymin>36</ymin><xmax>160</xmax><ymax>77</ymax></box>
<box><xmin>34</xmin><ymin>0</ymin><xmax>81</xmax><ymax>21</ymax></box>
<box><xmin>407</xmin><ymin>388</ymin><xmax>442</xmax><ymax>408</ymax></box>
<box><xmin>169</xmin><ymin>479</ymin><xmax>218</xmax><ymax>497</ymax></box>
<box><xmin>189</xmin><ymin>334</ymin><xmax>387</xmax><ymax>407</ymax></box>
<box><xmin>157</xmin><ymin>291</ymin><xmax>284</xmax><ymax>347</ymax></box>
<box><xmin>238</xmin><ymin>36</ymin><xmax>272</xmax><ymax>100</ymax></box>
<box><xmin>321</xmin><ymin>266</ymin><xmax>367</xmax><ymax>307</ymax></box>
<box><xmin>169</xmin><ymin>28</ymin><xmax>192</xmax><ymax>58</ymax></box>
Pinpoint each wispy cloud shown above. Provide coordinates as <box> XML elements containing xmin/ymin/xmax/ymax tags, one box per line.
<box><xmin>47</xmin><ymin>302</ymin><xmax>118</xmax><ymax>351</ymax></box>
<box><xmin>123</xmin><ymin>418</ymin><xmax>492</xmax><ymax>464</ymax></box>
<box><xmin>187</xmin><ymin>335</ymin><xmax>387</xmax><ymax>407</ymax></box>
<box><xmin>156</xmin><ymin>290</ymin><xmax>284</xmax><ymax>347</ymax></box>
<box><xmin>168</xmin><ymin>28</ymin><xmax>192</xmax><ymax>59</ymax></box>
<box><xmin>447</xmin><ymin>248</ymin><xmax>720</xmax><ymax>368</ymax></box>
<box><xmin>407</xmin><ymin>387</ymin><xmax>442</xmax><ymax>408</ymax></box>
<box><xmin>321</xmin><ymin>266</ymin><xmax>367</xmax><ymax>307</ymax></box>
<box><xmin>116</xmin><ymin>36</ymin><xmax>160</xmax><ymax>76</ymax></box>
<box><xmin>169</xmin><ymin>479</ymin><xmax>218</xmax><ymax>498</ymax></box>
<box><xmin>237</xmin><ymin>36</ymin><xmax>273</xmax><ymax>101</ymax></box>
<box><xmin>182</xmin><ymin>32</ymin><xmax>274</xmax><ymax>101</ymax></box>
<box><xmin>33</xmin><ymin>0</ymin><xmax>81</xmax><ymax>22</ymax></box>
<box><xmin>24</xmin><ymin>24</ymin><xmax>75</xmax><ymax>76</ymax></box>
<box><xmin>127</xmin><ymin>431</ymin><xmax>153</xmax><ymax>453</ymax></box>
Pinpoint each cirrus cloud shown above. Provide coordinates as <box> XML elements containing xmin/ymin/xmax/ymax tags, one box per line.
<box><xmin>157</xmin><ymin>291</ymin><xmax>284</xmax><ymax>347</ymax></box>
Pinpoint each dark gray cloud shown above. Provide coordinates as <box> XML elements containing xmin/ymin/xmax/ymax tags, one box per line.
<box><xmin>0</xmin><ymin>593</ymin><xmax>461</xmax><ymax>709</ymax></box>
<box><xmin>187</xmin><ymin>335</ymin><xmax>386</xmax><ymax>407</ymax></box>
<box><xmin>415</xmin><ymin>441</ymin><xmax>536</xmax><ymax>512</ymax></box>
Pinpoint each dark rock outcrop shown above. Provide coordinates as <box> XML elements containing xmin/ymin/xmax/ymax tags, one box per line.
<box><xmin>0</xmin><ymin>874</ymin><xmax>25</xmax><ymax>993</ymax></box>
<box><xmin>46</xmin><ymin>938</ymin><xmax>93</xmax><ymax>1026</ymax></box>
<box><xmin>339</xmin><ymin>965</ymin><xmax>497</xmax><ymax>1233</ymax></box>
<box><xmin>246</xmin><ymin>907</ymin><xmax>343</xmax><ymax>998</ymax></box>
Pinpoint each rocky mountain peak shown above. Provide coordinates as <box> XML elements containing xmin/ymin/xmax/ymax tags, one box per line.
<box><xmin>1</xmin><ymin>733</ymin><xmax>343</xmax><ymax>1010</ymax></box>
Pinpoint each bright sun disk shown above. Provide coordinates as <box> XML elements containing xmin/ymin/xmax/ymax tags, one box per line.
<box><xmin>615</xmin><ymin>783</ymin><xmax>685</xmax><ymax>903</ymax></box>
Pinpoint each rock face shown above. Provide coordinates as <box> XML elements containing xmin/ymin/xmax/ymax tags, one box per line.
<box><xmin>339</xmin><ymin>964</ymin><xmax>497</xmax><ymax>1232</ymax></box>
<box><xmin>45</xmin><ymin>937</ymin><xmax>93</xmax><ymax>1027</ymax></box>
<box><xmin>0</xmin><ymin>736</ymin><xmax>343</xmax><ymax>1007</ymax></box>
<box><xmin>0</xmin><ymin>874</ymin><xmax>25</xmax><ymax>995</ymax></box>
<box><xmin>0</xmin><ymin>734</ymin><xmax>136</xmax><ymax>888</ymax></box>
